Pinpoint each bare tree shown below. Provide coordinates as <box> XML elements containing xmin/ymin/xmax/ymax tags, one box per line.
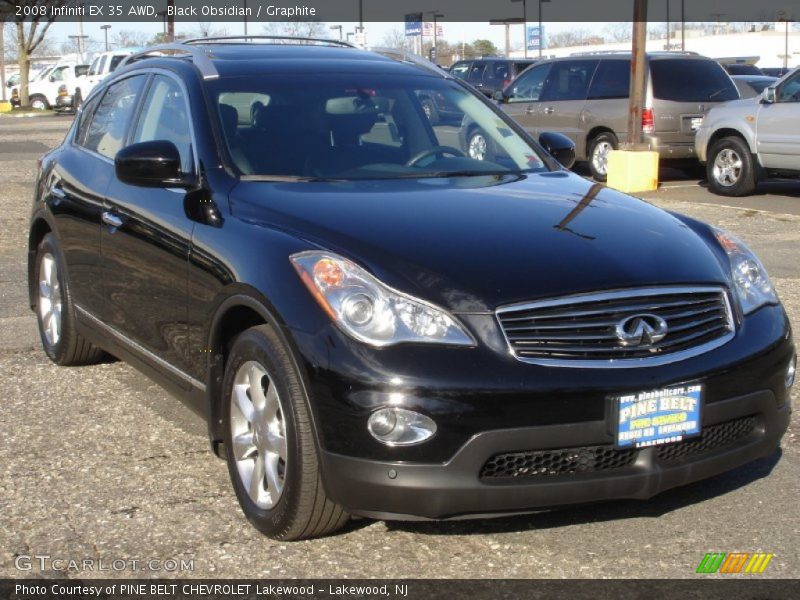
<box><xmin>547</xmin><ymin>29</ymin><xmax>598</xmax><ymax>49</ymax></box>
<box><xmin>262</xmin><ymin>21</ymin><xmax>327</xmax><ymax>39</ymax></box>
<box><xmin>2</xmin><ymin>0</ymin><xmax>68</xmax><ymax>106</ymax></box>
<box><xmin>603</xmin><ymin>23</ymin><xmax>631</xmax><ymax>43</ymax></box>
<box><xmin>379</xmin><ymin>28</ymin><xmax>413</xmax><ymax>51</ymax></box>
<box><xmin>112</xmin><ymin>30</ymin><xmax>149</xmax><ymax>49</ymax></box>
<box><xmin>188</xmin><ymin>22</ymin><xmax>229</xmax><ymax>39</ymax></box>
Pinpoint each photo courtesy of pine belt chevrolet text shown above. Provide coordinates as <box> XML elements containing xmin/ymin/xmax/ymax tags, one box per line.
<box><xmin>28</xmin><ymin>37</ymin><xmax>796</xmax><ymax>540</ymax></box>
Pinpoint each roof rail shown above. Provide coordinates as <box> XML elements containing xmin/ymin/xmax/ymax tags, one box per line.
<box><xmin>569</xmin><ymin>49</ymin><xmax>700</xmax><ymax>57</ymax></box>
<box><xmin>368</xmin><ymin>47</ymin><xmax>448</xmax><ymax>77</ymax></box>
<box><xmin>182</xmin><ymin>35</ymin><xmax>356</xmax><ymax>49</ymax></box>
<box><xmin>118</xmin><ymin>43</ymin><xmax>219</xmax><ymax>79</ymax></box>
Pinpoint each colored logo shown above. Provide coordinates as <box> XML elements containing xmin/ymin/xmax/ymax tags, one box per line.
<box><xmin>696</xmin><ymin>552</ymin><xmax>774</xmax><ymax>574</ymax></box>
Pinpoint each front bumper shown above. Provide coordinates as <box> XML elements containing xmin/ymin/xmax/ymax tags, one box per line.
<box><xmin>321</xmin><ymin>389</ymin><xmax>789</xmax><ymax>519</ymax></box>
<box><xmin>292</xmin><ymin>300</ymin><xmax>793</xmax><ymax>519</ymax></box>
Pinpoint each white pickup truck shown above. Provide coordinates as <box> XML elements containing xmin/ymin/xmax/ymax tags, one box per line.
<box><xmin>696</xmin><ymin>67</ymin><xmax>800</xmax><ymax>196</ymax></box>
<box><xmin>10</xmin><ymin>62</ymin><xmax>89</xmax><ymax>110</ymax></box>
<box><xmin>52</xmin><ymin>49</ymin><xmax>139</xmax><ymax>113</ymax></box>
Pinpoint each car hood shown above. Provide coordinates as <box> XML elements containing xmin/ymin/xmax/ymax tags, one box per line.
<box><xmin>232</xmin><ymin>172</ymin><xmax>730</xmax><ymax>312</ymax></box>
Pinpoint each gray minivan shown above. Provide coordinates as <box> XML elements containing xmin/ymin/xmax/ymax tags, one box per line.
<box><xmin>489</xmin><ymin>52</ymin><xmax>739</xmax><ymax>180</ymax></box>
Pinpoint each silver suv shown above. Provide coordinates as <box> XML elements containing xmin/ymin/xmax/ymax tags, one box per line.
<box><xmin>491</xmin><ymin>52</ymin><xmax>739</xmax><ymax>180</ymax></box>
<box><xmin>696</xmin><ymin>68</ymin><xmax>800</xmax><ymax>196</ymax></box>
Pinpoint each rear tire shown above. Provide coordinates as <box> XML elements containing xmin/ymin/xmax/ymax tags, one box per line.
<box><xmin>587</xmin><ymin>132</ymin><xmax>618</xmax><ymax>182</ymax></box>
<box><xmin>35</xmin><ymin>234</ymin><xmax>105</xmax><ymax>366</ymax></box>
<box><xmin>707</xmin><ymin>136</ymin><xmax>757</xmax><ymax>197</ymax></box>
<box><xmin>222</xmin><ymin>324</ymin><xmax>349</xmax><ymax>540</ymax></box>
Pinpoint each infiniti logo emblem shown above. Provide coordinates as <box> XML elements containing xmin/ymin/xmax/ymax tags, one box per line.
<box><xmin>615</xmin><ymin>314</ymin><xmax>669</xmax><ymax>347</ymax></box>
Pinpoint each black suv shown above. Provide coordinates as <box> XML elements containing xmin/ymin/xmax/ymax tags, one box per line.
<box><xmin>450</xmin><ymin>57</ymin><xmax>537</xmax><ymax>97</ymax></box>
<box><xmin>29</xmin><ymin>38</ymin><xmax>794</xmax><ymax>540</ymax></box>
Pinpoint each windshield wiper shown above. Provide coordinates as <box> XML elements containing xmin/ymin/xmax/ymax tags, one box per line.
<box><xmin>391</xmin><ymin>170</ymin><xmax>517</xmax><ymax>179</ymax></box>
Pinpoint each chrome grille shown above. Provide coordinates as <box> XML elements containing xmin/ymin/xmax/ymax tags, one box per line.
<box><xmin>496</xmin><ymin>287</ymin><xmax>734</xmax><ymax>367</ymax></box>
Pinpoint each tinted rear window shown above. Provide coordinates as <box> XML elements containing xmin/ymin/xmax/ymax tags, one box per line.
<box><xmin>725</xmin><ymin>64</ymin><xmax>763</xmax><ymax>76</ymax></box>
<box><xmin>651</xmin><ymin>59</ymin><xmax>738</xmax><ymax>102</ymax></box>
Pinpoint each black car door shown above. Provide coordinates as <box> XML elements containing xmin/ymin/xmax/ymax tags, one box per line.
<box><xmin>48</xmin><ymin>76</ymin><xmax>146</xmax><ymax>318</ymax></box>
<box><xmin>101</xmin><ymin>72</ymin><xmax>197</xmax><ymax>386</ymax></box>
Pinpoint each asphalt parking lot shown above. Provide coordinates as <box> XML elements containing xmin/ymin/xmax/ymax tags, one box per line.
<box><xmin>0</xmin><ymin>115</ymin><xmax>797</xmax><ymax>579</ymax></box>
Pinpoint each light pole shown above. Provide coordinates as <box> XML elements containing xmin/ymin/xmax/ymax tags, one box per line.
<box><xmin>510</xmin><ymin>0</ymin><xmax>528</xmax><ymax>58</ymax></box>
<box><xmin>680</xmin><ymin>0</ymin><xmax>685</xmax><ymax>50</ymax></box>
<box><xmin>243</xmin><ymin>0</ymin><xmax>248</xmax><ymax>36</ymax></box>
<box><xmin>330</xmin><ymin>25</ymin><xmax>343</xmax><ymax>41</ymax></box>
<box><xmin>537</xmin><ymin>0</ymin><xmax>550</xmax><ymax>58</ymax></box>
<box><xmin>101</xmin><ymin>25</ymin><xmax>111</xmax><ymax>51</ymax></box>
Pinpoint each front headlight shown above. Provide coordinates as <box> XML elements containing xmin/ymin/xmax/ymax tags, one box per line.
<box><xmin>290</xmin><ymin>251</ymin><xmax>475</xmax><ymax>347</ymax></box>
<box><xmin>714</xmin><ymin>228</ymin><xmax>778</xmax><ymax>315</ymax></box>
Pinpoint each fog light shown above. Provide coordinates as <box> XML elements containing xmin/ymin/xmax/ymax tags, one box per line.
<box><xmin>787</xmin><ymin>355</ymin><xmax>796</xmax><ymax>389</ymax></box>
<box><xmin>367</xmin><ymin>407</ymin><xmax>437</xmax><ymax>446</ymax></box>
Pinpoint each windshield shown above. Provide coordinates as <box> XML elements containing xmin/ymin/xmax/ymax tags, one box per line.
<box><xmin>211</xmin><ymin>73</ymin><xmax>548</xmax><ymax>180</ymax></box>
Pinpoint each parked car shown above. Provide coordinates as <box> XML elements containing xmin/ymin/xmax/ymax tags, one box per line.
<box><xmin>761</xmin><ymin>67</ymin><xmax>793</xmax><ymax>78</ymax></box>
<box><xmin>450</xmin><ymin>57</ymin><xmax>537</xmax><ymax>98</ymax></box>
<box><xmin>5</xmin><ymin>73</ymin><xmax>20</xmax><ymax>88</ymax></box>
<box><xmin>10</xmin><ymin>62</ymin><xmax>89</xmax><ymax>110</ymax></box>
<box><xmin>56</xmin><ymin>49</ymin><xmax>139</xmax><ymax>113</ymax></box>
<box><xmin>487</xmin><ymin>52</ymin><xmax>739</xmax><ymax>180</ymax></box>
<box><xmin>722</xmin><ymin>63</ymin><xmax>764</xmax><ymax>76</ymax></box>
<box><xmin>731</xmin><ymin>75</ymin><xmax>778</xmax><ymax>98</ymax></box>
<box><xmin>30</xmin><ymin>38</ymin><xmax>793</xmax><ymax>540</ymax></box>
<box><xmin>696</xmin><ymin>67</ymin><xmax>800</xmax><ymax>196</ymax></box>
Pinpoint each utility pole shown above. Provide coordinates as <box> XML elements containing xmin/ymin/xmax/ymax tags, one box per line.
<box><xmin>167</xmin><ymin>0</ymin><xmax>175</xmax><ymax>42</ymax></box>
<box><xmin>665</xmin><ymin>0</ymin><xmax>670</xmax><ymax>48</ymax></box>
<box><xmin>101</xmin><ymin>25</ymin><xmax>111</xmax><ymax>51</ymax></box>
<box><xmin>1</xmin><ymin>22</ymin><xmax>6</xmax><ymax>102</ymax></box>
<box><xmin>680</xmin><ymin>0</ymin><xmax>685</xmax><ymax>50</ymax></box>
<box><xmin>626</xmin><ymin>0</ymin><xmax>648</xmax><ymax>148</ymax></box>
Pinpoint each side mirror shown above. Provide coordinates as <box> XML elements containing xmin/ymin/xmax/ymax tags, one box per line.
<box><xmin>539</xmin><ymin>132</ymin><xmax>576</xmax><ymax>169</ymax></box>
<box><xmin>762</xmin><ymin>86</ymin><xmax>776</xmax><ymax>104</ymax></box>
<box><xmin>492</xmin><ymin>89</ymin><xmax>505</xmax><ymax>103</ymax></box>
<box><xmin>115</xmin><ymin>140</ymin><xmax>191</xmax><ymax>188</ymax></box>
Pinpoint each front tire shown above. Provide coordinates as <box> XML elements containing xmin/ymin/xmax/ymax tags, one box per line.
<box><xmin>222</xmin><ymin>324</ymin><xmax>349</xmax><ymax>540</ymax></box>
<box><xmin>29</xmin><ymin>94</ymin><xmax>50</xmax><ymax>110</ymax></box>
<box><xmin>707</xmin><ymin>136</ymin><xmax>757</xmax><ymax>197</ymax></box>
<box><xmin>467</xmin><ymin>127</ymin><xmax>494</xmax><ymax>162</ymax></box>
<box><xmin>587</xmin><ymin>132</ymin><xmax>618</xmax><ymax>182</ymax></box>
<box><xmin>35</xmin><ymin>234</ymin><xmax>105</xmax><ymax>365</ymax></box>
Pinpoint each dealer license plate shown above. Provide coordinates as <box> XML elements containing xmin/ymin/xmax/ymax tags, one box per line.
<box><xmin>614</xmin><ymin>384</ymin><xmax>702</xmax><ymax>448</ymax></box>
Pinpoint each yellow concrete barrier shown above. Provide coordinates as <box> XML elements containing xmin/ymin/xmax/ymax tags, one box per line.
<box><xmin>0</xmin><ymin>101</ymin><xmax>12</xmax><ymax>113</ymax></box>
<box><xmin>606</xmin><ymin>149</ymin><xmax>659</xmax><ymax>193</ymax></box>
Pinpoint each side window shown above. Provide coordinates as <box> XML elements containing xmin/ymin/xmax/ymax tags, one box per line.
<box><xmin>131</xmin><ymin>75</ymin><xmax>193</xmax><ymax>173</ymax></box>
<box><xmin>50</xmin><ymin>66</ymin><xmax>68</xmax><ymax>82</ymax></box>
<box><xmin>541</xmin><ymin>60</ymin><xmax>599</xmax><ymax>102</ymax></box>
<box><xmin>450</xmin><ymin>62</ymin><xmax>471</xmax><ymax>80</ymax></box>
<box><xmin>82</xmin><ymin>75</ymin><xmax>146</xmax><ymax>159</ymax></box>
<box><xmin>468</xmin><ymin>62</ymin><xmax>487</xmax><ymax>84</ymax></box>
<box><xmin>485</xmin><ymin>62</ymin><xmax>510</xmax><ymax>85</ymax></box>
<box><xmin>109</xmin><ymin>55</ymin><xmax>127</xmax><ymax>73</ymax></box>
<box><xmin>75</xmin><ymin>65</ymin><xmax>89</xmax><ymax>78</ymax></box>
<box><xmin>88</xmin><ymin>57</ymin><xmax>100</xmax><ymax>77</ymax></box>
<box><xmin>506</xmin><ymin>63</ymin><xmax>552</xmax><ymax>102</ymax></box>
<box><xmin>98</xmin><ymin>55</ymin><xmax>108</xmax><ymax>75</ymax></box>
<box><xmin>74</xmin><ymin>93</ymin><xmax>102</xmax><ymax>146</ymax></box>
<box><xmin>587</xmin><ymin>60</ymin><xmax>631</xmax><ymax>100</ymax></box>
<box><xmin>777</xmin><ymin>72</ymin><xmax>800</xmax><ymax>103</ymax></box>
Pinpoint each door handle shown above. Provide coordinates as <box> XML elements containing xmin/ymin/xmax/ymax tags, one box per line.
<box><xmin>101</xmin><ymin>211</ymin><xmax>123</xmax><ymax>228</ymax></box>
<box><xmin>543</xmin><ymin>107</ymin><xmax>555</xmax><ymax>114</ymax></box>
<box><xmin>525</xmin><ymin>105</ymin><xmax>536</xmax><ymax>115</ymax></box>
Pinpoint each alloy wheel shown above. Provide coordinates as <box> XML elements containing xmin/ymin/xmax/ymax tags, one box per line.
<box><xmin>712</xmin><ymin>148</ymin><xmax>743</xmax><ymax>187</ymax></box>
<box><xmin>38</xmin><ymin>253</ymin><xmax>62</xmax><ymax>346</ymax></box>
<box><xmin>592</xmin><ymin>141</ymin><xmax>613</xmax><ymax>176</ymax></box>
<box><xmin>468</xmin><ymin>132</ymin><xmax>487</xmax><ymax>161</ymax></box>
<box><xmin>230</xmin><ymin>360</ymin><xmax>287</xmax><ymax>509</ymax></box>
